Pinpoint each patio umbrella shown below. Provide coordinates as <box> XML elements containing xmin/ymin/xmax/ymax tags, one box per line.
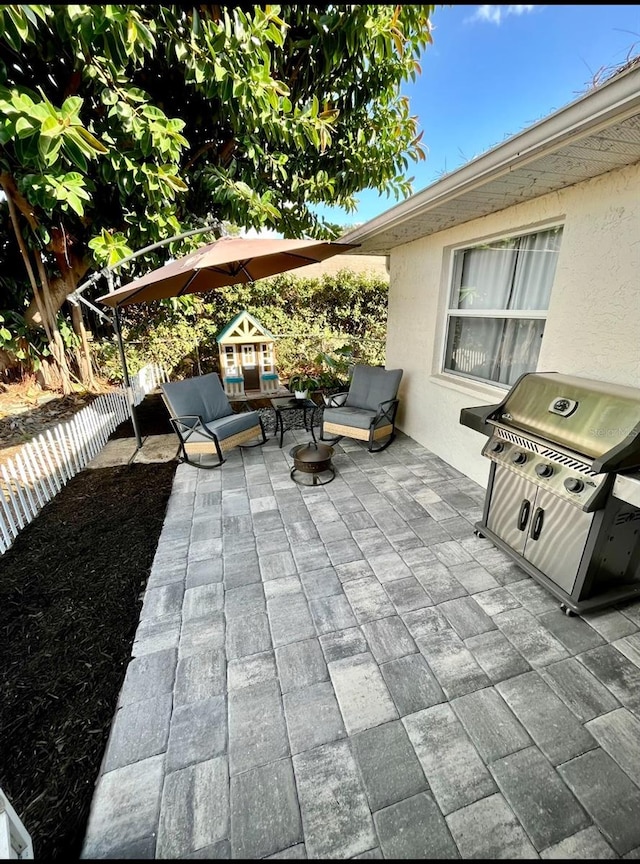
<box><xmin>94</xmin><ymin>234</ymin><xmax>360</xmax><ymax>450</ymax></box>
<box><xmin>97</xmin><ymin>235</ymin><xmax>360</xmax><ymax>307</ymax></box>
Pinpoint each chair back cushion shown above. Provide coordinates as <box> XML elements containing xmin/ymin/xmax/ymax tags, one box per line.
<box><xmin>161</xmin><ymin>373</ymin><xmax>233</xmax><ymax>426</ymax></box>
<box><xmin>345</xmin><ymin>366</ymin><xmax>403</xmax><ymax>412</ymax></box>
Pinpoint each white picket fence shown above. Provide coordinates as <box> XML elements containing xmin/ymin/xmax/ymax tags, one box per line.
<box><xmin>0</xmin><ymin>787</ymin><xmax>34</xmax><ymax>859</ymax></box>
<box><xmin>0</xmin><ymin>363</ymin><xmax>167</xmax><ymax>555</ymax></box>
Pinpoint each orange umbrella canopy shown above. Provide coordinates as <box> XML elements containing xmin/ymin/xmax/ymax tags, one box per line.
<box><xmin>97</xmin><ymin>236</ymin><xmax>360</xmax><ymax>308</ymax></box>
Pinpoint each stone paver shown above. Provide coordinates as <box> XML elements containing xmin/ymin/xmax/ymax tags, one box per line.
<box><xmin>497</xmin><ymin>671</ymin><xmax>597</xmax><ymax>766</ymax></box>
<box><xmin>81</xmin><ymin>431</ymin><xmax>640</xmax><ymax>860</ymax></box>
<box><xmin>275</xmin><ymin>638</ymin><xmax>328</xmax><ymax>693</ymax></box>
<box><xmin>229</xmin><ymin>759</ymin><xmax>302</xmax><ymax>859</ymax></box>
<box><xmin>379</xmin><ymin>652</ymin><xmax>445</xmax><ymax>715</ymax></box>
<box><xmin>293</xmin><ymin>739</ymin><xmax>377</xmax><ymax>859</ymax></box>
<box><xmin>489</xmin><ymin>746</ymin><xmax>591</xmax><ymax>851</ymax></box>
<box><xmin>103</xmin><ymin>694</ymin><xmax>172</xmax><ymax>772</ymax></box>
<box><xmin>82</xmin><ymin>755</ymin><xmax>165</xmax><ymax>858</ymax></box>
<box><xmin>350</xmin><ymin>720</ymin><xmax>428</xmax><ymax>812</ymax></box>
<box><xmin>283</xmin><ymin>681</ymin><xmax>347</xmax><ymax>754</ymax></box>
<box><xmin>375</xmin><ymin>792</ymin><xmax>459</xmax><ymax>859</ymax></box>
<box><xmin>156</xmin><ymin>756</ymin><xmax>229</xmax><ymax>858</ymax></box>
<box><xmin>228</xmin><ymin>679</ymin><xmax>289</xmax><ymax>775</ymax></box>
<box><xmin>403</xmin><ymin>703</ymin><xmax>496</xmax><ymax>815</ymax></box>
<box><xmin>166</xmin><ymin>697</ymin><xmax>227</xmax><ymax>772</ymax></box>
<box><xmin>584</xmin><ymin>708</ymin><xmax>640</xmax><ymax>787</ymax></box>
<box><xmin>558</xmin><ymin>748</ymin><xmax>640</xmax><ymax>856</ymax></box>
<box><xmin>446</xmin><ymin>793</ymin><xmax>538</xmax><ymax>859</ymax></box>
<box><xmin>328</xmin><ymin>652</ymin><xmax>398</xmax><ymax>735</ymax></box>
<box><xmin>451</xmin><ymin>687</ymin><xmax>532</xmax><ymax>763</ymax></box>
<box><xmin>540</xmin><ymin>826</ymin><xmax>618</xmax><ymax>859</ymax></box>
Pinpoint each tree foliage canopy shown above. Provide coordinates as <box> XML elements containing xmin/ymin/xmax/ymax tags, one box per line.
<box><xmin>0</xmin><ymin>3</ymin><xmax>434</xmax><ymax>386</ymax></box>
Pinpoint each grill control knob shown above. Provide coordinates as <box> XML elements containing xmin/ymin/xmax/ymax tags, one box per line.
<box><xmin>489</xmin><ymin>441</ymin><xmax>504</xmax><ymax>454</ymax></box>
<box><xmin>535</xmin><ymin>463</ymin><xmax>554</xmax><ymax>478</ymax></box>
<box><xmin>564</xmin><ymin>477</ymin><xmax>584</xmax><ymax>494</ymax></box>
<box><xmin>512</xmin><ymin>451</ymin><xmax>527</xmax><ymax>465</ymax></box>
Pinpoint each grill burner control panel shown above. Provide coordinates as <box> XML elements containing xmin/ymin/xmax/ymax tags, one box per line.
<box><xmin>482</xmin><ymin>434</ymin><xmax>608</xmax><ymax>511</ymax></box>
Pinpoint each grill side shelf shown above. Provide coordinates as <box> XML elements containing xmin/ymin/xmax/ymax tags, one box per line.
<box><xmin>592</xmin><ymin>421</ymin><xmax>640</xmax><ymax>473</ymax></box>
<box><xmin>459</xmin><ymin>403</ymin><xmax>501</xmax><ymax>436</ymax></box>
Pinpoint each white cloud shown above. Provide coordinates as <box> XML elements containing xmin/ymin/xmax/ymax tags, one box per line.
<box><xmin>468</xmin><ymin>5</ymin><xmax>536</xmax><ymax>25</ymax></box>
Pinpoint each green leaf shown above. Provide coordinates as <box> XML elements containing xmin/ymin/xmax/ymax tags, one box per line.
<box><xmin>75</xmin><ymin>126</ymin><xmax>109</xmax><ymax>154</ymax></box>
<box><xmin>61</xmin><ymin>95</ymin><xmax>83</xmax><ymax>119</ymax></box>
<box><xmin>40</xmin><ymin>115</ymin><xmax>64</xmax><ymax>137</ymax></box>
<box><xmin>65</xmin><ymin>190</ymin><xmax>85</xmax><ymax>216</ymax></box>
<box><xmin>15</xmin><ymin>116</ymin><xmax>35</xmax><ymax>138</ymax></box>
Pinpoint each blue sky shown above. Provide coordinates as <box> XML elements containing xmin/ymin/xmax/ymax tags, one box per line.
<box><xmin>313</xmin><ymin>3</ymin><xmax>640</xmax><ymax>228</ymax></box>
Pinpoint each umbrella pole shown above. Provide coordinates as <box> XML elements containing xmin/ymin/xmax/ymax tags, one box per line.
<box><xmin>112</xmin><ymin>303</ymin><xmax>143</xmax><ymax>451</ymax></box>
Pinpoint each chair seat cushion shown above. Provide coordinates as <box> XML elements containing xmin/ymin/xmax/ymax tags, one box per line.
<box><xmin>187</xmin><ymin>410</ymin><xmax>261</xmax><ymax>444</ymax></box>
<box><xmin>323</xmin><ymin>406</ymin><xmax>377</xmax><ymax>430</ymax></box>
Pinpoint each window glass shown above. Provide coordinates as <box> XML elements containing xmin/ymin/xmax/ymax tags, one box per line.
<box><xmin>444</xmin><ymin>227</ymin><xmax>562</xmax><ymax>387</ymax></box>
<box><xmin>445</xmin><ymin>317</ymin><xmax>546</xmax><ymax>387</ymax></box>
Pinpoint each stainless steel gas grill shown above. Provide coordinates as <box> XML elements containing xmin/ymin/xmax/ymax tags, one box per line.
<box><xmin>460</xmin><ymin>372</ymin><xmax>640</xmax><ymax>614</ymax></box>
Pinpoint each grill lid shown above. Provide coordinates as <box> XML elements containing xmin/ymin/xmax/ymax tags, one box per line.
<box><xmin>485</xmin><ymin>372</ymin><xmax>640</xmax><ymax>471</ymax></box>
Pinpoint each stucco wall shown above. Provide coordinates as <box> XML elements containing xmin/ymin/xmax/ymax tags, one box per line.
<box><xmin>387</xmin><ymin>161</ymin><xmax>640</xmax><ymax>487</ymax></box>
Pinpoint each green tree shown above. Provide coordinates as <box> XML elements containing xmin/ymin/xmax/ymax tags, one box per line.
<box><xmin>0</xmin><ymin>3</ymin><xmax>434</xmax><ymax>390</ymax></box>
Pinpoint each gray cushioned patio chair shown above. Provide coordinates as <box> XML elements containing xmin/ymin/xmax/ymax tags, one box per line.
<box><xmin>320</xmin><ymin>365</ymin><xmax>403</xmax><ymax>452</ymax></box>
<box><xmin>161</xmin><ymin>372</ymin><xmax>266</xmax><ymax>469</ymax></box>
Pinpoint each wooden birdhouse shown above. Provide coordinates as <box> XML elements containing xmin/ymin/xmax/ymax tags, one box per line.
<box><xmin>216</xmin><ymin>310</ymin><xmax>280</xmax><ymax>397</ymax></box>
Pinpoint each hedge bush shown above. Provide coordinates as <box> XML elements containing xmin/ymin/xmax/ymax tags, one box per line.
<box><xmin>91</xmin><ymin>269</ymin><xmax>388</xmax><ymax>383</ymax></box>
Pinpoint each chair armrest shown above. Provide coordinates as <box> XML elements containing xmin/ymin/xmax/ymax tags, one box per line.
<box><xmin>372</xmin><ymin>398</ymin><xmax>400</xmax><ymax>426</ymax></box>
<box><xmin>326</xmin><ymin>391</ymin><xmax>349</xmax><ymax>407</ymax></box>
<box><xmin>170</xmin><ymin>414</ymin><xmax>217</xmax><ymax>441</ymax></box>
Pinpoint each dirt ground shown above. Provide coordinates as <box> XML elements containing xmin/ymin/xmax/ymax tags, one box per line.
<box><xmin>0</xmin><ymin>389</ymin><xmax>177</xmax><ymax>860</ymax></box>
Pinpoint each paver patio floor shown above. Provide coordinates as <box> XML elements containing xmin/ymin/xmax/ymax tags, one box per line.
<box><xmin>81</xmin><ymin>427</ymin><xmax>640</xmax><ymax>859</ymax></box>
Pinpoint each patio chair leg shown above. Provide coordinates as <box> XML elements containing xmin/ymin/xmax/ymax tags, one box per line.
<box><xmin>320</xmin><ymin>430</ymin><xmax>344</xmax><ymax>445</ymax></box>
<box><xmin>181</xmin><ymin>453</ymin><xmax>226</xmax><ymax>469</ymax></box>
<box><xmin>367</xmin><ymin>431</ymin><xmax>396</xmax><ymax>453</ymax></box>
<box><xmin>175</xmin><ymin>434</ymin><xmax>226</xmax><ymax>469</ymax></box>
<box><xmin>238</xmin><ymin>419</ymin><xmax>268</xmax><ymax>449</ymax></box>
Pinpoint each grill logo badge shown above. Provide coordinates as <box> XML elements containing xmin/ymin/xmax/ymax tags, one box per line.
<box><xmin>548</xmin><ymin>397</ymin><xmax>578</xmax><ymax>417</ymax></box>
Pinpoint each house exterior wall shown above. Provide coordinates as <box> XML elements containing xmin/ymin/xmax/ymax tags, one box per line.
<box><xmin>387</xmin><ymin>161</ymin><xmax>640</xmax><ymax>487</ymax></box>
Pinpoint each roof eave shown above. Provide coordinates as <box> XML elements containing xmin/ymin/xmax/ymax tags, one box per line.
<box><xmin>341</xmin><ymin>64</ymin><xmax>640</xmax><ymax>250</ymax></box>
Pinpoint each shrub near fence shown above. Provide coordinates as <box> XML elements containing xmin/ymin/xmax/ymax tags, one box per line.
<box><xmin>0</xmin><ymin>363</ymin><xmax>167</xmax><ymax>555</ymax></box>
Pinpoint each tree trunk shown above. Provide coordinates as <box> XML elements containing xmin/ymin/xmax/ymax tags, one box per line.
<box><xmin>33</xmin><ymin>249</ymin><xmax>74</xmax><ymax>395</ymax></box>
<box><xmin>0</xmin><ymin>172</ymin><xmax>73</xmax><ymax>393</ymax></box>
<box><xmin>24</xmin><ymin>242</ymin><xmax>89</xmax><ymax>328</ymax></box>
<box><xmin>0</xmin><ymin>171</ymin><xmax>98</xmax><ymax>390</ymax></box>
<box><xmin>71</xmin><ymin>302</ymin><xmax>97</xmax><ymax>389</ymax></box>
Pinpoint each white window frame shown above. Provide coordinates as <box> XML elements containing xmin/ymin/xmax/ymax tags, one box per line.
<box><xmin>224</xmin><ymin>346</ymin><xmax>236</xmax><ymax>370</ymax></box>
<box><xmin>260</xmin><ymin>342</ymin><xmax>274</xmax><ymax>374</ymax></box>
<box><xmin>242</xmin><ymin>344</ymin><xmax>256</xmax><ymax>366</ymax></box>
<box><xmin>441</xmin><ymin>224</ymin><xmax>563</xmax><ymax>389</ymax></box>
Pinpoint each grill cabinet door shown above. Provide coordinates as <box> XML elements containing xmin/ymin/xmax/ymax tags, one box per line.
<box><xmin>486</xmin><ymin>465</ymin><xmax>536</xmax><ymax>556</ymax></box>
<box><xmin>523</xmin><ymin>487</ymin><xmax>594</xmax><ymax>594</ymax></box>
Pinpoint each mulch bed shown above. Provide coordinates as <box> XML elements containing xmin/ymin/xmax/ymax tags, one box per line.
<box><xmin>0</xmin><ymin>416</ymin><xmax>177</xmax><ymax>858</ymax></box>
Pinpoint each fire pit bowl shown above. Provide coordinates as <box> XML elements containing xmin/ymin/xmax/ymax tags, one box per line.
<box><xmin>289</xmin><ymin>442</ymin><xmax>335</xmax><ymax>486</ymax></box>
